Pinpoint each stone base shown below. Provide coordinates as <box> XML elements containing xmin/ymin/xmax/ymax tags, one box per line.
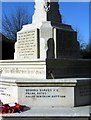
<box><xmin>14</xmin><ymin>21</ymin><xmax>81</xmax><ymax>60</ymax></box>
<box><xmin>0</xmin><ymin>59</ymin><xmax>90</xmax><ymax>79</ymax></box>
<box><xmin>1</xmin><ymin>106</ymin><xmax>91</xmax><ymax>120</ymax></box>
<box><xmin>1</xmin><ymin>117</ymin><xmax>91</xmax><ymax>120</ymax></box>
<box><xmin>0</xmin><ymin>78</ymin><xmax>91</xmax><ymax>107</ymax></box>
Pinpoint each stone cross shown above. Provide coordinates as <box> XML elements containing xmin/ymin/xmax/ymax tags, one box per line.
<box><xmin>32</xmin><ymin>0</ymin><xmax>62</xmax><ymax>24</ymax></box>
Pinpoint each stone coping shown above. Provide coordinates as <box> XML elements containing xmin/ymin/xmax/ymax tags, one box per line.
<box><xmin>1</xmin><ymin>106</ymin><xmax>91</xmax><ymax>117</ymax></box>
<box><xmin>0</xmin><ymin>58</ymin><xmax>90</xmax><ymax>63</ymax></box>
<box><xmin>0</xmin><ymin>77</ymin><xmax>90</xmax><ymax>87</ymax></box>
<box><xmin>0</xmin><ymin>59</ymin><xmax>46</xmax><ymax>64</ymax></box>
<box><xmin>0</xmin><ymin>77</ymin><xmax>90</xmax><ymax>83</ymax></box>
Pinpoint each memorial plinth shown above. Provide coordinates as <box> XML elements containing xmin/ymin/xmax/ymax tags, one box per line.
<box><xmin>0</xmin><ymin>0</ymin><xmax>91</xmax><ymax>119</ymax></box>
<box><xmin>0</xmin><ymin>77</ymin><xmax>91</xmax><ymax>108</ymax></box>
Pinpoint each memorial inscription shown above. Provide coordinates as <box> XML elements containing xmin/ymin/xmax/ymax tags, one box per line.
<box><xmin>0</xmin><ymin>87</ymin><xmax>10</xmax><ymax>97</ymax></box>
<box><xmin>2</xmin><ymin>67</ymin><xmax>45</xmax><ymax>75</ymax></box>
<box><xmin>18</xmin><ymin>87</ymin><xmax>74</xmax><ymax>107</ymax></box>
<box><xmin>0</xmin><ymin>0</ymin><xmax>91</xmax><ymax>109</ymax></box>
<box><xmin>1</xmin><ymin>67</ymin><xmax>45</xmax><ymax>79</ymax></box>
<box><xmin>25</xmin><ymin>88</ymin><xmax>66</xmax><ymax>98</ymax></box>
<box><xmin>79</xmin><ymin>87</ymin><xmax>91</xmax><ymax>96</ymax></box>
<box><xmin>17</xmin><ymin>29</ymin><xmax>39</xmax><ymax>59</ymax></box>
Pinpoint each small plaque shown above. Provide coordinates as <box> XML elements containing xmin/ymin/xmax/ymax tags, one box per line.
<box><xmin>17</xmin><ymin>29</ymin><xmax>39</xmax><ymax>59</ymax></box>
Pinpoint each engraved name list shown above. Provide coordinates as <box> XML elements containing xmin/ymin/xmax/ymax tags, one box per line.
<box><xmin>17</xmin><ymin>29</ymin><xmax>38</xmax><ymax>59</ymax></box>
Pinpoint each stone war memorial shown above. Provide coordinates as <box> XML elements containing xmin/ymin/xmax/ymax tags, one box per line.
<box><xmin>0</xmin><ymin>0</ymin><xmax>91</xmax><ymax>119</ymax></box>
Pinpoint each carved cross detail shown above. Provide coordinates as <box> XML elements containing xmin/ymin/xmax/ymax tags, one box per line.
<box><xmin>44</xmin><ymin>0</ymin><xmax>50</xmax><ymax>12</ymax></box>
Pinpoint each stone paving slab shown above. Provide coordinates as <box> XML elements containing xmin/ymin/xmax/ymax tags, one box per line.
<box><xmin>2</xmin><ymin>106</ymin><xmax>91</xmax><ymax>117</ymax></box>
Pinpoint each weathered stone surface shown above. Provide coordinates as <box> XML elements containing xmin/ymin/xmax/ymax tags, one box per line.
<box><xmin>0</xmin><ymin>1</ymin><xmax>91</xmax><ymax>117</ymax></box>
<box><xmin>0</xmin><ymin>59</ymin><xmax>90</xmax><ymax>79</ymax></box>
<box><xmin>46</xmin><ymin>59</ymin><xmax>91</xmax><ymax>78</ymax></box>
<box><xmin>0</xmin><ymin>77</ymin><xmax>91</xmax><ymax>107</ymax></box>
<box><xmin>14</xmin><ymin>29</ymin><xmax>39</xmax><ymax>60</ymax></box>
<box><xmin>32</xmin><ymin>0</ymin><xmax>62</xmax><ymax>24</ymax></box>
<box><xmin>14</xmin><ymin>0</ymin><xmax>80</xmax><ymax>60</ymax></box>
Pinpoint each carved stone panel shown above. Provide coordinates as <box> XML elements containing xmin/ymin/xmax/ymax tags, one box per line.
<box><xmin>15</xmin><ymin>29</ymin><xmax>39</xmax><ymax>59</ymax></box>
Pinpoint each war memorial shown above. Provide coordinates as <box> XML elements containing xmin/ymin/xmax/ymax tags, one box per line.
<box><xmin>0</xmin><ymin>0</ymin><xmax>91</xmax><ymax>119</ymax></box>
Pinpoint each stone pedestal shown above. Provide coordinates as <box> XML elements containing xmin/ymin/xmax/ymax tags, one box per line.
<box><xmin>0</xmin><ymin>60</ymin><xmax>91</xmax><ymax>107</ymax></box>
<box><xmin>0</xmin><ymin>77</ymin><xmax>91</xmax><ymax>107</ymax></box>
<box><xmin>0</xmin><ymin>1</ymin><xmax>91</xmax><ymax>119</ymax></box>
<box><xmin>14</xmin><ymin>0</ymin><xmax>80</xmax><ymax>60</ymax></box>
<box><xmin>14</xmin><ymin>22</ymin><xmax>80</xmax><ymax>60</ymax></box>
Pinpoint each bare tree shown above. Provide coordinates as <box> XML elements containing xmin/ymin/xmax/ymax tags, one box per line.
<box><xmin>80</xmin><ymin>39</ymin><xmax>91</xmax><ymax>59</ymax></box>
<box><xmin>2</xmin><ymin>7</ymin><xmax>32</xmax><ymax>41</ymax></box>
<box><xmin>75</xmin><ymin>27</ymin><xmax>86</xmax><ymax>49</ymax></box>
<box><xmin>86</xmin><ymin>39</ymin><xmax>91</xmax><ymax>52</ymax></box>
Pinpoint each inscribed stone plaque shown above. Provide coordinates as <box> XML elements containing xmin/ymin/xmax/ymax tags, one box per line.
<box><xmin>17</xmin><ymin>29</ymin><xmax>39</xmax><ymax>59</ymax></box>
<box><xmin>18</xmin><ymin>87</ymin><xmax>74</xmax><ymax>107</ymax></box>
